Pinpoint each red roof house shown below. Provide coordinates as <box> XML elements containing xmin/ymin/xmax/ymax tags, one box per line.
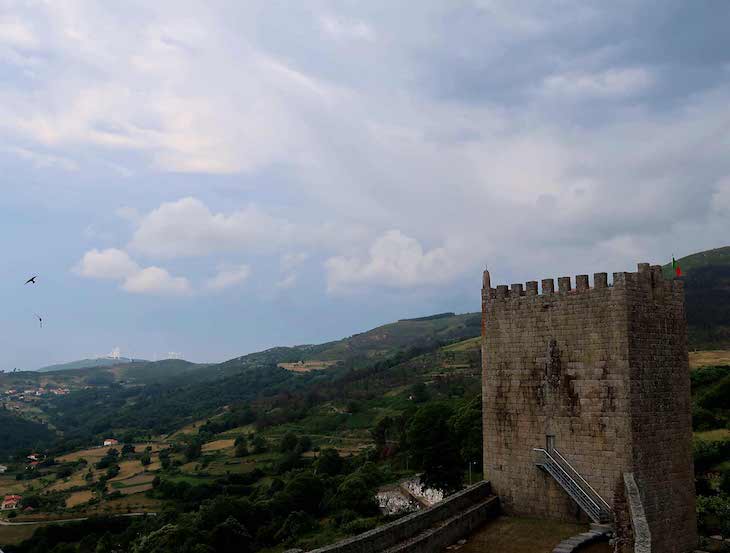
<box><xmin>2</xmin><ymin>495</ymin><xmax>22</xmax><ymax>510</ymax></box>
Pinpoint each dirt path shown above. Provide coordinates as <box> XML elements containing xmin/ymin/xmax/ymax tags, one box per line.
<box><xmin>0</xmin><ymin>512</ymin><xmax>156</xmax><ymax>526</ymax></box>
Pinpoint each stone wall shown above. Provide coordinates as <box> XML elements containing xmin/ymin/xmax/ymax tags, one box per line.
<box><xmin>481</xmin><ymin>263</ymin><xmax>696</xmax><ymax>552</ymax></box>
<box><xmin>306</xmin><ymin>481</ymin><xmax>497</xmax><ymax>553</ymax></box>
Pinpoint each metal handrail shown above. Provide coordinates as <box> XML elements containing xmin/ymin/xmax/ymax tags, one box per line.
<box><xmin>533</xmin><ymin>448</ymin><xmax>603</xmax><ymax>518</ymax></box>
<box><xmin>551</xmin><ymin>448</ymin><xmax>611</xmax><ymax>512</ymax></box>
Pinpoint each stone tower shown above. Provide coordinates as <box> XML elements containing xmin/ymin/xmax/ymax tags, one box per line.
<box><xmin>481</xmin><ymin>264</ymin><xmax>696</xmax><ymax>553</ymax></box>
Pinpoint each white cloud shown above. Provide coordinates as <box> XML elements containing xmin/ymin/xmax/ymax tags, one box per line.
<box><xmin>7</xmin><ymin>147</ymin><xmax>77</xmax><ymax>171</ymax></box>
<box><xmin>711</xmin><ymin>177</ymin><xmax>730</xmax><ymax>214</ymax></box>
<box><xmin>115</xmin><ymin>206</ymin><xmax>141</xmax><ymax>223</ymax></box>
<box><xmin>541</xmin><ymin>67</ymin><xmax>653</xmax><ymax>99</ymax></box>
<box><xmin>0</xmin><ymin>5</ymin><xmax>341</xmax><ymax>175</ymax></box>
<box><xmin>205</xmin><ymin>265</ymin><xmax>251</xmax><ymax>291</ymax></box>
<box><xmin>276</xmin><ymin>273</ymin><xmax>298</xmax><ymax>289</ymax></box>
<box><xmin>75</xmin><ymin>248</ymin><xmax>190</xmax><ymax>296</ymax></box>
<box><xmin>319</xmin><ymin>15</ymin><xmax>376</xmax><ymax>42</ymax></box>
<box><xmin>129</xmin><ymin>197</ymin><xmax>294</xmax><ymax>258</ymax></box>
<box><xmin>281</xmin><ymin>252</ymin><xmax>309</xmax><ymax>271</ymax></box>
<box><xmin>325</xmin><ymin>230</ymin><xmax>464</xmax><ymax>292</ymax></box>
<box><xmin>0</xmin><ymin>18</ymin><xmax>37</xmax><ymax>49</ymax></box>
<box><xmin>75</xmin><ymin>248</ymin><xmax>139</xmax><ymax>280</ymax></box>
<box><xmin>122</xmin><ymin>266</ymin><xmax>191</xmax><ymax>295</ymax></box>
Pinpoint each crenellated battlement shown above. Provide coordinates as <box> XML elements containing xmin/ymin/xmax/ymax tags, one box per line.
<box><xmin>481</xmin><ymin>259</ymin><xmax>696</xmax><ymax>552</ymax></box>
<box><xmin>482</xmin><ymin>262</ymin><xmax>683</xmax><ymax>302</ymax></box>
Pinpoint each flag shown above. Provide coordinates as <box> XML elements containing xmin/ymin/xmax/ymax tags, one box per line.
<box><xmin>672</xmin><ymin>256</ymin><xmax>682</xmax><ymax>277</ymax></box>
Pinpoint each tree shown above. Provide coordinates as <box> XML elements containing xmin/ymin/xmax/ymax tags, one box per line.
<box><xmin>279</xmin><ymin>432</ymin><xmax>299</xmax><ymax>453</ymax></box>
<box><xmin>410</xmin><ymin>382</ymin><xmax>430</xmax><ymax>403</ymax></box>
<box><xmin>234</xmin><ymin>442</ymin><xmax>249</xmax><ymax>458</ymax></box>
<box><xmin>140</xmin><ymin>452</ymin><xmax>152</xmax><ymax>467</ymax></box>
<box><xmin>252</xmin><ymin>435</ymin><xmax>268</xmax><ymax>454</ymax></box>
<box><xmin>335</xmin><ymin>474</ymin><xmax>378</xmax><ymax>515</ymax></box>
<box><xmin>298</xmin><ymin>435</ymin><xmax>312</xmax><ymax>453</ymax></box>
<box><xmin>274</xmin><ymin>511</ymin><xmax>316</xmax><ymax>544</ymax></box>
<box><xmin>282</xmin><ymin>474</ymin><xmax>325</xmax><ymax>513</ymax></box>
<box><xmin>314</xmin><ymin>448</ymin><xmax>342</xmax><ymax>477</ymax></box>
<box><xmin>210</xmin><ymin>516</ymin><xmax>252</xmax><ymax>553</ymax></box>
<box><xmin>185</xmin><ymin>440</ymin><xmax>202</xmax><ymax>462</ymax></box>
<box><xmin>121</xmin><ymin>444</ymin><xmax>136</xmax><ymax>456</ymax></box>
<box><xmin>372</xmin><ymin>416</ymin><xmax>397</xmax><ymax>458</ymax></box>
<box><xmin>406</xmin><ymin>403</ymin><xmax>464</xmax><ymax>493</ymax></box>
<box><xmin>449</xmin><ymin>396</ymin><xmax>483</xmax><ymax>470</ymax></box>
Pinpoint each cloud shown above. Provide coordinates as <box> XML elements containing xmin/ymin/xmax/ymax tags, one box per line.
<box><xmin>319</xmin><ymin>15</ymin><xmax>376</xmax><ymax>42</ymax></box>
<box><xmin>325</xmin><ymin>230</ymin><xmax>464</xmax><ymax>292</ymax></box>
<box><xmin>7</xmin><ymin>147</ymin><xmax>77</xmax><ymax>171</ymax></box>
<box><xmin>115</xmin><ymin>206</ymin><xmax>141</xmax><ymax>223</ymax></box>
<box><xmin>75</xmin><ymin>248</ymin><xmax>139</xmax><ymax>280</ymax></box>
<box><xmin>0</xmin><ymin>5</ymin><xmax>342</xmax><ymax>175</ymax></box>
<box><xmin>281</xmin><ymin>252</ymin><xmax>309</xmax><ymax>271</ymax></box>
<box><xmin>129</xmin><ymin>197</ymin><xmax>294</xmax><ymax>258</ymax></box>
<box><xmin>75</xmin><ymin>248</ymin><xmax>190</xmax><ymax>296</ymax></box>
<box><xmin>205</xmin><ymin>265</ymin><xmax>251</xmax><ymax>291</ymax></box>
<box><xmin>0</xmin><ymin>17</ymin><xmax>37</xmax><ymax>49</ymax></box>
<box><xmin>122</xmin><ymin>266</ymin><xmax>191</xmax><ymax>295</ymax></box>
<box><xmin>276</xmin><ymin>273</ymin><xmax>298</xmax><ymax>289</ymax></box>
<box><xmin>711</xmin><ymin>177</ymin><xmax>730</xmax><ymax>214</ymax></box>
<box><xmin>541</xmin><ymin>67</ymin><xmax>654</xmax><ymax>99</ymax></box>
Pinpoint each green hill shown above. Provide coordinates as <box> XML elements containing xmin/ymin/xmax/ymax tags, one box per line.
<box><xmin>663</xmin><ymin>247</ymin><xmax>730</xmax><ymax>349</ymax></box>
<box><xmin>213</xmin><ymin>311</ymin><xmax>481</xmax><ymax>377</ymax></box>
<box><xmin>0</xmin><ymin>409</ymin><xmax>55</xmax><ymax>456</ymax></box>
<box><xmin>37</xmin><ymin>357</ymin><xmax>141</xmax><ymax>372</ymax></box>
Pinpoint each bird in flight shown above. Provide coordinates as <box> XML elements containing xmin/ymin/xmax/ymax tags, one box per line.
<box><xmin>25</xmin><ymin>275</ymin><xmax>38</xmax><ymax>285</ymax></box>
<box><xmin>34</xmin><ymin>314</ymin><xmax>43</xmax><ymax>328</ymax></box>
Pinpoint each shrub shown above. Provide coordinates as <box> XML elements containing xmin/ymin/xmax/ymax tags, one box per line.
<box><xmin>342</xmin><ymin>517</ymin><xmax>378</xmax><ymax>535</ymax></box>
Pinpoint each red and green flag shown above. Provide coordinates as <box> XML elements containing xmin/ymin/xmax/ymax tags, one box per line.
<box><xmin>672</xmin><ymin>256</ymin><xmax>682</xmax><ymax>277</ymax></box>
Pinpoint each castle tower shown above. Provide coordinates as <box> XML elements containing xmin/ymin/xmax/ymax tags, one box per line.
<box><xmin>481</xmin><ymin>264</ymin><xmax>696</xmax><ymax>552</ymax></box>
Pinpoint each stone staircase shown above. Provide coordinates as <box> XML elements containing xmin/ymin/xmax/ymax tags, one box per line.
<box><xmin>552</xmin><ymin>524</ymin><xmax>613</xmax><ymax>553</ymax></box>
<box><xmin>534</xmin><ymin>448</ymin><xmax>613</xmax><ymax>524</ymax></box>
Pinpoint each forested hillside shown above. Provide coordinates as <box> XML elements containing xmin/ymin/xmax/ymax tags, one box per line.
<box><xmin>0</xmin><ymin>409</ymin><xmax>54</xmax><ymax>452</ymax></box>
<box><xmin>664</xmin><ymin>247</ymin><xmax>730</xmax><ymax>349</ymax></box>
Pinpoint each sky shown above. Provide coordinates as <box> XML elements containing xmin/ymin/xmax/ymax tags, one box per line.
<box><xmin>1</xmin><ymin>1</ymin><xmax>730</xmax><ymax>369</ymax></box>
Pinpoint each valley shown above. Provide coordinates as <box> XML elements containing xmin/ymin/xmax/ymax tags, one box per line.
<box><xmin>1</xmin><ymin>249</ymin><xmax>730</xmax><ymax>552</ymax></box>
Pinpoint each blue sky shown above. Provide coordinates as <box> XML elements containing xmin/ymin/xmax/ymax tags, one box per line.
<box><xmin>1</xmin><ymin>1</ymin><xmax>730</xmax><ymax>369</ymax></box>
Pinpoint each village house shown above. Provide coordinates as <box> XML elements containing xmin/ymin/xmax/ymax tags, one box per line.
<box><xmin>1</xmin><ymin>495</ymin><xmax>21</xmax><ymax>511</ymax></box>
<box><xmin>103</xmin><ymin>438</ymin><xmax>119</xmax><ymax>447</ymax></box>
<box><xmin>26</xmin><ymin>453</ymin><xmax>41</xmax><ymax>462</ymax></box>
<box><xmin>0</xmin><ymin>465</ymin><xmax>7</xmax><ymax>474</ymax></box>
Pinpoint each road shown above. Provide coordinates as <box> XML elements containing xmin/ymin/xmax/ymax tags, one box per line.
<box><xmin>0</xmin><ymin>512</ymin><xmax>156</xmax><ymax>526</ymax></box>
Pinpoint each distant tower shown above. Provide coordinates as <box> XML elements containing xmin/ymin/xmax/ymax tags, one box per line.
<box><xmin>108</xmin><ymin>347</ymin><xmax>122</xmax><ymax>360</ymax></box>
<box><xmin>481</xmin><ymin>264</ymin><xmax>696</xmax><ymax>552</ymax></box>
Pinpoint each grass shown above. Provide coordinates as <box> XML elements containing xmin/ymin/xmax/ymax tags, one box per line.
<box><xmin>165</xmin><ymin>473</ymin><xmax>213</xmax><ymax>485</ymax></box>
<box><xmin>0</xmin><ymin>476</ymin><xmax>28</xmax><ymax>494</ymax></box>
<box><xmin>690</xmin><ymin>350</ymin><xmax>730</xmax><ymax>369</ymax></box>
<box><xmin>110</xmin><ymin>459</ymin><xmax>151</xmax><ymax>482</ymax></box>
<box><xmin>695</xmin><ymin>429</ymin><xmax>730</xmax><ymax>442</ymax></box>
<box><xmin>0</xmin><ymin>523</ymin><xmax>43</xmax><ymax>546</ymax></box>
<box><xmin>442</xmin><ymin>337</ymin><xmax>480</xmax><ymax>352</ymax></box>
<box><xmin>65</xmin><ymin>489</ymin><xmax>93</xmax><ymax>508</ymax></box>
<box><xmin>118</xmin><ymin>483</ymin><xmax>153</xmax><ymax>495</ymax></box>
<box><xmin>457</xmin><ymin>516</ymin><xmax>595</xmax><ymax>553</ymax></box>
<box><xmin>202</xmin><ymin>439</ymin><xmax>235</xmax><ymax>452</ymax></box>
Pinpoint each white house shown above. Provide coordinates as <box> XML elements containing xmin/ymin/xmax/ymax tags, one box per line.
<box><xmin>103</xmin><ymin>439</ymin><xmax>119</xmax><ymax>447</ymax></box>
<box><xmin>0</xmin><ymin>465</ymin><xmax>7</xmax><ymax>474</ymax></box>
